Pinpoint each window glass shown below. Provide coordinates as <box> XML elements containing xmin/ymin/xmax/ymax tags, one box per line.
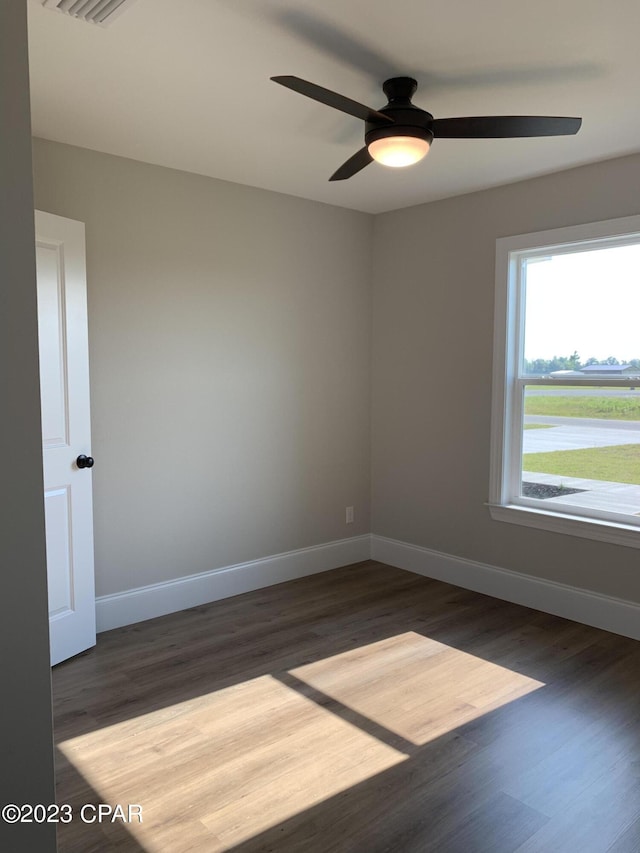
<box><xmin>521</xmin><ymin>384</ymin><xmax>640</xmax><ymax>518</ymax></box>
<box><xmin>491</xmin><ymin>219</ymin><xmax>640</xmax><ymax>541</ymax></box>
<box><xmin>522</xmin><ymin>244</ymin><xmax>640</xmax><ymax>377</ymax></box>
<box><xmin>519</xmin><ymin>244</ymin><xmax>640</xmax><ymax>521</ymax></box>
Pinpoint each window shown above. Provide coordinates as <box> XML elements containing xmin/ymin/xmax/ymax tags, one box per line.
<box><xmin>490</xmin><ymin>215</ymin><xmax>640</xmax><ymax>548</ymax></box>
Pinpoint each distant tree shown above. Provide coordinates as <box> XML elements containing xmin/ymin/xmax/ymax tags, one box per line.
<box><xmin>605</xmin><ymin>356</ymin><xmax>620</xmax><ymax>365</ymax></box>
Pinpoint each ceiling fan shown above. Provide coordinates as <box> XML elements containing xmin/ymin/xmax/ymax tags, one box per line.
<box><xmin>271</xmin><ymin>75</ymin><xmax>582</xmax><ymax>181</ymax></box>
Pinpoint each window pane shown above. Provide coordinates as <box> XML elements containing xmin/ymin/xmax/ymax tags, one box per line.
<box><xmin>521</xmin><ymin>384</ymin><xmax>640</xmax><ymax>518</ymax></box>
<box><xmin>522</xmin><ymin>243</ymin><xmax>640</xmax><ymax>377</ymax></box>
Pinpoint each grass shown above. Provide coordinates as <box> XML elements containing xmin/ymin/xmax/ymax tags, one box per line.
<box><xmin>530</xmin><ymin>383</ymin><xmax>639</xmax><ymax>390</ymax></box>
<box><xmin>527</xmin><ymin>384</ymin><xmax>594</xmax><ymax>390</ymax></box>
<box><xmin>524</xmin><ymin>396</ymin><xmax>640</xmax><ymax>421</ymax></box>
<box><xmin>523</xmin><ymin>444</ymin><xmax>640</xmax><ymax>485</ymax></box>
<box><xmin>523</xmin><ymin>423</ymin><xmax>555</xmax><ymax>430</ymax></box>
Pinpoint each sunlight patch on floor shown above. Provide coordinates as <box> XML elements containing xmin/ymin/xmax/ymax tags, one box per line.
<box><xmin>58</xmin><ymin>673</ymin><xmax>406</xmax><ymax>851</ymax></box>
<box><xmin>290</xmin><ymin>631</ymin><xmax>546</xmax><ymax>746</ymax></box>
<box><xmin>57</xmin><ymin>633</ymin><xmax>545</xmax><ymax>850</ymax></box>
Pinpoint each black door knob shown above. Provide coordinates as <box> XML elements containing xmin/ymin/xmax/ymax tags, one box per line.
<box><xmin>76</xmin><ymin>454</ymin><xmax>94</xmax><ymax>469</ymax></box>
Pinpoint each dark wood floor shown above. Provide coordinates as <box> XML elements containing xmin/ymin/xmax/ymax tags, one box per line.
<box><xmin>52</xmin><ymin>561</ymin><xmax>640</xmax><ymax>852</ymax></box>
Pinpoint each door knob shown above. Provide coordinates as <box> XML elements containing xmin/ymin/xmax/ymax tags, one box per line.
<box><xmin>76</xmin><ymin>454</ymin><xmax>94</xmax><ymax>469</ymax></box>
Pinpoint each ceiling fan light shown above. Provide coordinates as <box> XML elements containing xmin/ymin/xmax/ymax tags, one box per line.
<box><xmin>368</xmin><ymin>135</ymin><xmax>430</xmax><ymax>167</ymax></box>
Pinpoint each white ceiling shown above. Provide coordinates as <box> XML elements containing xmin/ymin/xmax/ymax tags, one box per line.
<box><xmin>27</xmin><ymin>0</ymin><xmax>640</xmax><ymax>214</ymax></box>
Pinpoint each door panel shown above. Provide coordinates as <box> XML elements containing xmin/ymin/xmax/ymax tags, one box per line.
<box><xmin>36</xmin><ymin>241</ymin><xmax>69</xmax><ymax>447</ymax></box>
<box><xmin>36</xmin><ymin>211</ymin><xmax>96</xmax><ymax>666</ymax></box>
<box><xmin>44</xmin><ymin>487</ymin><xmax>73</xmax><ymax>617</ymax></box>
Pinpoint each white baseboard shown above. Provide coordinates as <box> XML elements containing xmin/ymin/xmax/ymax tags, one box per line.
<box><xmin>96</xmin><ymin>532</ymin><xmax>640</xmax><ymax>642</ymax></box>
<box><xmin>371</xmin><ymin>534</ymin><xmax>640</xmax><ymax>642</ymax></box>
<box><xmin>96</xmin><ymin>535</ymin><xmax>371</xmax><ymax>633</ymax></box>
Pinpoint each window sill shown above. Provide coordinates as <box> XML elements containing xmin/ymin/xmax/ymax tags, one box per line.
<box><xmin>488</xmin><ymin>502</ymin><xmax>640</xmax><ymax>550</ymax></box>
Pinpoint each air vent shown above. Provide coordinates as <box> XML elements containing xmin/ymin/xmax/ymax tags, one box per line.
<box><xmin>40</xmin><ymin>0</ymin><xmax>139</xmax><ymax>27</ymax></box>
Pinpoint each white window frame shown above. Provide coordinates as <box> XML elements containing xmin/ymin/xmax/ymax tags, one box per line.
<box><xmin>489</xmin><ymin>213</ymin><xmax>640</xmax><ymax>549</ymax></box>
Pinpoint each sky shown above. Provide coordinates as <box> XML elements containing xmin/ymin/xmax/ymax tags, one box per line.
<box><xmin>523</xmin><ymin>242</ymin><xmax>640</xmax><ymax>364</ymax></box>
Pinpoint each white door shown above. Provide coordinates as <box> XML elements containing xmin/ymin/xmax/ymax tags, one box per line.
<box><xmin>35</xmin><ymin>210</ymin><xmax>96</xmax><ymax>666</ymax></box>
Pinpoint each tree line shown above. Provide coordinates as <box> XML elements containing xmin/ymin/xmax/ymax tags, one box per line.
<box><xmin>524</xmin><ymin>352</ymin><xmax>640</xmax><ymax>374</ymax></box>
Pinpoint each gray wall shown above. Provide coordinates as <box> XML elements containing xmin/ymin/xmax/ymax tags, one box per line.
<box><xmin>32</xmin><ymin>139</ymin><xmax>373</xmax><ymax>597</ymax></box>
<box><xmin>0</xmin><ymin>4</ymin><xmax>56</xmax><ymax>851</ymax></box>
<box><xmin>372</xmin><ymin>153</ymin><xmax>640</xmax><ymax>603</ymax></box>
<box><xmin>33</xmin><ymin>139</ymin><xmax>640</xmax><ymax>607</ymax></box>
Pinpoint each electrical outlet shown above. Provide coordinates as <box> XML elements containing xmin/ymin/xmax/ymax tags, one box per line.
<box><xmin>345</xmin><ymin>506</ymin><xmax>354</xmax><ymax>524</ymax></box>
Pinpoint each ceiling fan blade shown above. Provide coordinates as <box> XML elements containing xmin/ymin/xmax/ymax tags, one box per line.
<box><xmin>432</xmin><ymin>115</ymin><xmax>582</xmax><ymax>138</ymax></box>
<box><xmin>329</xmin><ymin>147</ymin><xmax>374</xmax><ymax>181</ymax></box>
<box><xmin>271</xmin><ymin>76</ymin><xmax>393</xmax><ymax>125</ymax></box>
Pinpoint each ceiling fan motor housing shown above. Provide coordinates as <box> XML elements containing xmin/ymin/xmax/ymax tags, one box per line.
<box><xmin>365</xmin><ymin>77</ymin><xmax>434</xmax><ymax>150</ymax></box>
<box><xmin>271</xmin><ymin>73</ymin><xmax>582</xmax><ymax>180</ymax></box>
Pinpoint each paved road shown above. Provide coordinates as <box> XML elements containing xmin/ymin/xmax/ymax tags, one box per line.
<box><xmin>525</xmin><ymin>415</ymin><xmax>640</xmax><ymax>431</ymax></box>
<box><xmin>524</xmin><ymin>420</ymin><xmax>640</xmax><ymax>453</ymax></box>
